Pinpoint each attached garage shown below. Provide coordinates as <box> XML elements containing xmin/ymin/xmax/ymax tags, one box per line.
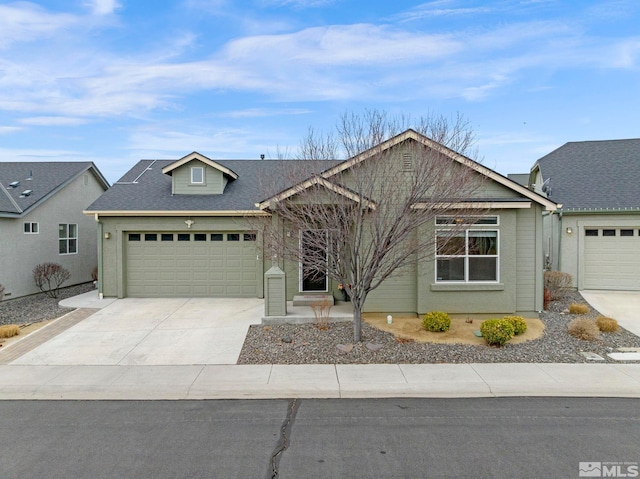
<box><xmin>125</xmin><ymin>231</ymin><xmax>259</xmax><ymax>297</ymax></box>
<box><xmin>583</xmin><ymin>227</ymin><xmax>640</xmax><ymax>290</ymax></box>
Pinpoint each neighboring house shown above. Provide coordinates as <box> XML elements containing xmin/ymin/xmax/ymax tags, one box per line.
<box><xmin>530</xmin><ymin>138</ymin><xmax>640</xmax><ymax>291</ymax></box>
<box><xmin>0</xmin><ymin>162</ymin><xmax>109</xmax><ymax>299</ymax></box>
<box><xmin>86</xmin><ymin>130</ymin><xmax>557</xmax><ymax>316</ymax></box>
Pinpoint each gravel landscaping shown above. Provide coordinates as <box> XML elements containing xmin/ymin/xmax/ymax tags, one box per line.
<box><xmin>0</xmin><ymin>283</ymin><xmax>95</xmax><ymax>327</ymax></box>
<box><xmin>238</xmin><ymin>290</ymin><xmax>640</xmax><ymax>364</ymax></box>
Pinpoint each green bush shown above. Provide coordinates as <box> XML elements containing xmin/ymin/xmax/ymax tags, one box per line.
<box><xmin>480</xmin><ymin>319</ymin><xmax>515</xmax><ymax>346</ymax></box>
<box><xmin>503</xmin><ymin>316</ymin><xmax>527</xmax><ymax>335</ymax></box>
<box><xmin>422</xmin><ymin>311</ymin><xmax>451</xmax><ymax>332</ymax></box>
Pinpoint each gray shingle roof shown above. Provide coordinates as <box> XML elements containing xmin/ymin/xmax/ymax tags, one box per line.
<box><xmin>0</xmin><ymin>162</ymin><xmax>109</xmax><ymax>217</ymax></box>
<box><xmin>86</xmin><ymin>159</ymin><xmax>342</xmax><ymax>212</ymax></box>
<box><xmin>535</xmin><ymin>139</ymin><xmax>640</xmax><ymax>211</ymax></box>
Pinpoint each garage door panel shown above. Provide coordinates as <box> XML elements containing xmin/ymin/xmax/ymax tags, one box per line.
<box><xmin>126</xmin><ymin>231</ymin><xmax>259</xmax><ymax>297</ymax></box>
<box><xmin>584</xmin><ymin>228</ymin><xmax>640</xmax><ymax>290</ymax></box>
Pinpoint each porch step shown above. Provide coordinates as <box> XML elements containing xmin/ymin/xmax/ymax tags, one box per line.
<box><xmin>292</xmin><ymin>294</ymin><xmax>335</xmax><ymax>307</ymax></box>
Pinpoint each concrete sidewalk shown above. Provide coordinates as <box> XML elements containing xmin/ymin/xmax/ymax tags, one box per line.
<box><xmin>1</xmin><ymin>290</ymin><xmax>640</xmax><ymax>400</ymax></box>
<box><xmin>1</xmin><ymin>362</ymin><xmax>639</xmax><ymax>400</ymax></box>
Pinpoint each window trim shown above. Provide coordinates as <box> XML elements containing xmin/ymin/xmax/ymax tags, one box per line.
<box><xmin>24</xmin><ymin>222</ymin><xmax>39</xmax><ymax>234</ymax></box>
<box><xmin>59</xmin><ymin>223</ymin><xmax>78</xmax><ymax>255</ymax></box>
<box><xmin>191</xmin><ymin>166</ymin><xmax>204</xmax><ymax>184</ymax></box>
<box><xmin>435</xmin><ymin>228</ymin><xmax>499</xmax><ymax>283</ymax></box>
<box><xmin>435</xmin><ymin>215</ymin><xmax>499</xmax><ymax>226</ymax></box>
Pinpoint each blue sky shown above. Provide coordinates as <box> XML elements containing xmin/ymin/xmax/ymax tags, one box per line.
<box><xmin>1</xmin><ymin>0</ymin><xmax>639</xmax><ymax>184</ymax></box>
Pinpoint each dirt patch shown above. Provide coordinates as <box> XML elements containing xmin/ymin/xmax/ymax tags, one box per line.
<box><xmin>363</xmin><ymin>313</ymin><xmax>545</xmax><ymax>345</ymax></box>
<box><xmin>0</xmin><ymin>320</ymin><xmax>54</xmax><ymax>349</ymax></box>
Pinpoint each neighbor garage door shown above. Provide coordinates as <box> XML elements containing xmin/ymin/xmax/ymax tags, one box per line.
<box><xmin>583</xmin><ymin>227</ymin><xmax>640</xmax><ymax>290</ymax></box>
<box><xmin>125</xmin><ymin>231</ymin><xmax>259</xmax><ymax>297</ymax></box>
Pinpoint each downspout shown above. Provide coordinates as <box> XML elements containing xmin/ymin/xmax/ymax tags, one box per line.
<box><xmin>94</xmin><ymin>213</ymin><xmax>104</xmax><ymax>299</ymax></box>
<box><xmin>557</xmin><ymin>209</ymin><xmax>563</xmax><ymax>272</ymax></box>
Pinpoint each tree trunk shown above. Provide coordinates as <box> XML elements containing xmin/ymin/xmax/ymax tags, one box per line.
<box><xmin>352</xmin><ymin>306</ymin><xmax>362</xmax><ymax>342</ymax></box>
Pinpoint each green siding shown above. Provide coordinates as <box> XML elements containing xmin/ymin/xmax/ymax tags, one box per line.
<box><xmin>172</xmin><ymin>160</ymin><xmax>225</xmax><ymax>195</ymax></box>
<box><xmin>363</xmin><ymin>263</ymin><xmax>417</xmax><ymax>313</ymax></box>
<box><xmin>515</xmin><ymin>206</ymin><xmax>538</xmax><ymax>312</ymax></box>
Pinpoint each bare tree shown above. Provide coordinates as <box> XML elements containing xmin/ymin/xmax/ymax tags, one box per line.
<box><xmin>259</xmin><ymin>110</ymin><xmax>486</xmax><ymax>341</ymax></box>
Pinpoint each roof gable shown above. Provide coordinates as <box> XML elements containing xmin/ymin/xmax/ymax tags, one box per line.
<box><xmin>161</xmin><ymin>152</ymin><xmax>238</xmax><ymax>180</ymax></box>
<box><xmin>0</xmin><ymin>162</ymin><xmax>109</xmax><ymax>217</ymax></box>
<box><xmin>261</xmin><ymin>129</ymin><xmax>559</xmax><ymax>211</ymax></box>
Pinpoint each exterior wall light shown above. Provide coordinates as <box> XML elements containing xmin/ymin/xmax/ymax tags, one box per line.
<box><xmin>104</xmin><ymin>232</ymin><xmax>111</xmax><ymax>239</ymax></box>
<box><xmin>566</xmin><ymin>227</ymin><xmax>573</xmax><ymax>234</ymax></box>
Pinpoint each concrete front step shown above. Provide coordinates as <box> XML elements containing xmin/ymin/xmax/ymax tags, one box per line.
<box><xmin>292</xmin><ymin>294</ymin><xmax>335</xmax><ymax>307</ymax></box>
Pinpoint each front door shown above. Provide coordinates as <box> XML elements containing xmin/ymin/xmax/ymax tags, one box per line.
<box><xmin>300</xmin><ymin>230</ymin><xmax>328</xmax><ymax>292</ymax></box>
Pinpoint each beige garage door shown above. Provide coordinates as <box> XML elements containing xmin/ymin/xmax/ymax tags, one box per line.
<box><xmin>583</xmin><ymin>227</ymin><xmax>640</xmax><ymax>290</ymax></box>
<box><xmin>126</xmin><ymin>232</ymin><xmax>259</xmax><ymax>297</ymax></box>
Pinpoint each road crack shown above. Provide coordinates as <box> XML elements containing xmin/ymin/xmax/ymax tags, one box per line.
<box><xmin>268</xmin><ymin>398</ymin><xmax>300</xmax><ymax>479</ymax></box>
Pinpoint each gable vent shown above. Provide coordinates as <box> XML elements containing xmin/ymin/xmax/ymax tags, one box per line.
<box><xmin>402</xmin><ymin>153</ymin><xmax>413</xmax><ymax>172</ymax></box>
<box><xmin>20</xmin><ymin>190</ymin><xmax>32</xmax><ymax>197</ymax></box>
<box><xmin>8</xmin><ymin>181</ymin><xmax>20</xmax><ymax>188</ymax></box>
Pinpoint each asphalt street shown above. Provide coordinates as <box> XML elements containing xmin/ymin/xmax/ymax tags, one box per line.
<box><xmin>1</xmin><ymin>397</ymin><xmax>639</xmax><ymax>479</ymax></box>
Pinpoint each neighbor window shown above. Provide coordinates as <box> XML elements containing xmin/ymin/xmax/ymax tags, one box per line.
<box><xmin>436</xmin><ymin>228</ymin><xmax>498</xmax><ymax>282</ymax></box>
<box><xmin>191</xmin><ymin>166</ymin><xmax>204</xmax><ymax>184</ymax></box>
<box><xmin>59</xmin><ymin>224</ymin><xmax>78</xmax><ymax>254</ymax></box>
<box><xmin>24</xmin><ymin>222</ymin><xmax>38</xmax><ymax>234</ymax></box>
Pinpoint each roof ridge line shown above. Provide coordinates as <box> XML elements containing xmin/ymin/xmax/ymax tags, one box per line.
<box><xmin>0</xmin><ymin>182</ymin><xmax>23</xmax><ymax>214</ymax></box>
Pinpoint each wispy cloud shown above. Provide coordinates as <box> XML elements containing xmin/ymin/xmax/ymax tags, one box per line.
<box><xmin>0</xmin><ymin>3</ymin><xmax>77</xmax><ymax>48</ymax></box>
<box><xmin>84</xmin><ymin>0</ymin><xmax>121</xmax><ymax>15</ymax></box>
<box><xmin>19</xmin><ymin>117</ymin><xmax>89</xmax><ymax>126</ymax></box>
<box><xmin>0</xmin><ymin>126</ymin><xmax>23</xmax><ymax>135</ymax></box>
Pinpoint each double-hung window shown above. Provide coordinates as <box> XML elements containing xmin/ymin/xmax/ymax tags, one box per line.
<box><xmin>59</xmin><ymin>224</ymin><xmax>78</xmax><ymax>254</ymax></box>
<box><xmin>435</xmin><ymin>216</ymin><xmax>498</xmax><ymax>282</ymax></box>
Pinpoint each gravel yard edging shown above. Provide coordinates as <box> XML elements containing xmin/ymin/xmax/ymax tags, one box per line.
<box><xmin>238</xmin><ymin>290</ymin><xmax>640</xmax><ymax>364</ymax></box>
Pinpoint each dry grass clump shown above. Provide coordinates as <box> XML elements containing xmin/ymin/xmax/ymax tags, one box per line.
<box><xmin>596</xmin><ymin>316</ymin><xmax>619</xmax><ymax>333</ymax></box>
<box><xmin>0</xmin><ymin>324</ymin><xmax>20</xmax><ymax>339</ymax></box>
<box><xmin>310</xmin><ymin>299</ymin><xmax>333</xmax><ymax>331</ymax></box>
<box><xmin>544</xmin><ymin>271</ymin><xmax>573</xmax><ymax>300</ymax></box>
<box><xmin>568</xmin><ymin>303</ymin><xmax>589</xmax><ymax>315</ymax></box>
<box><xmin>567</xmin><ymin>317</ymin><xmax>600</xmax><ymax>340</ymax></box>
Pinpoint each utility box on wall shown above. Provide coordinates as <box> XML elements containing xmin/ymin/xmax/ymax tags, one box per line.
<box><xmin>264</xmin><ymin>265</ymin><xmax>286</xmax><ymax>316</ymax></box>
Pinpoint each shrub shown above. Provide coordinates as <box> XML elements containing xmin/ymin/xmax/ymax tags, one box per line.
<box><xmin>568</xmin><ymin>317</ymin><xmax>600</xmax><ymax>340</ymax></box>
<box><xmin>596</xmin><ymin>316</ymin><xmax>619</xmax><ymax>333</ymax></box>
<box><xmin>0</xmin><ymin>325</ymin><xmax>19</xmax><ymax>339</ymax></box>
<box><xmin>503</xmin><ymin>316</ymin><xmax>527</xmax><ymax>335</ymax></box>
<box><xmin>33</xmin><ymin>262</ymin><xmax>71</xmax><ymax>298</ymax></box>
<box><xmin>544</xmin><ymin>271</ymin><xmax>573</xmax><ymax>300</ymax></box>
<box><xmin>422</xmin><ymin>311</ymin><xmax>451</xmax><ymax>332</ymax></box>
<box><xmin>568</xmin><ymin>303</ymin><xmax>589</xmax><ymax>315</ymax></box>
<box><xmin>480</xmin><ymin>319</ymin><xmax>515</xmax><ymax>346</ymax></box>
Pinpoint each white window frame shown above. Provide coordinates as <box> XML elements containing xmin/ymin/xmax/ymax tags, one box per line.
<box><xmin>24</xmin><ymin>222</ymin><xmax>39</xmax><ymax>234</ymax></box>
<box><xmin>59</xmin><ymin>223</ymin><xmax>78</xmax><ymax>255</ymax></box>
<box><xmin>299</xmin><ymin>229</ymin><xmax>329</xmax><ymax>292</ymax></box>
<box><xmin>435</xmin><ymin>225</ymin><xmax>499</xmax><ymax>283</ymax></box>
<box><xmin>191</xmin><ymin>166</ymin><xmax>204</xmax><ymax>184</ymax></box>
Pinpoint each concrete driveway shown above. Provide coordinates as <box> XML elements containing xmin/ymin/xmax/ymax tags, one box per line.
<box><xmin>581</xmin><ymin>290</ymin><xmax>640</xmax><ymax>337</ymax></box>
<box><xmin>11</xmin><ymin>297</ymin><xmax>264</xmax><ymax>366</ymax></box>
